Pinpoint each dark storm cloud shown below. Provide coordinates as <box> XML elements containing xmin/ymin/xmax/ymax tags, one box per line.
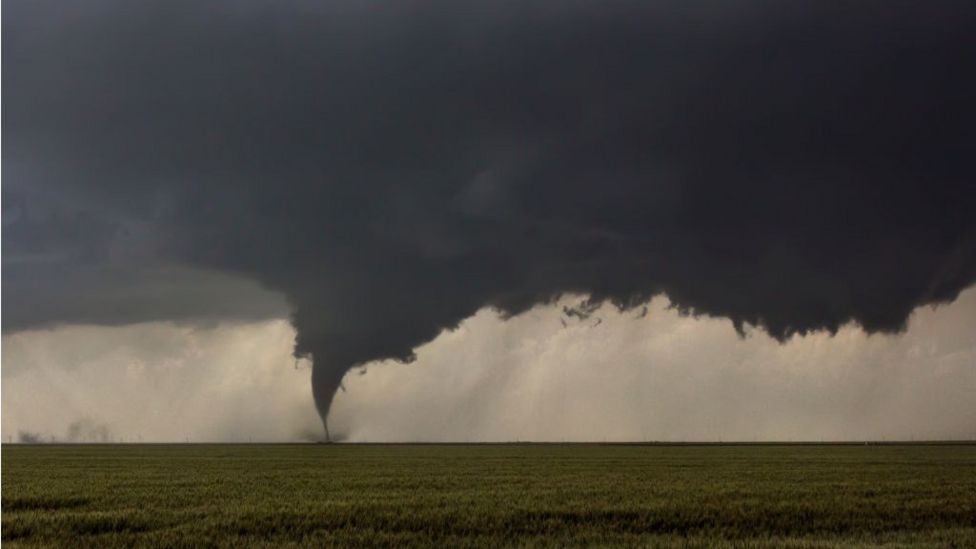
<box><xmin>4</xmin><ymin>0</ymin><xmax>975</xmax><ymax>431</ymax></box>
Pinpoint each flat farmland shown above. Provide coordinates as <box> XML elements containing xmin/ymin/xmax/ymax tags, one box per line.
<box><xmin>3</xmin><ymin>443</ymin><xmax>975</xmax><ymax>547</ymax></box>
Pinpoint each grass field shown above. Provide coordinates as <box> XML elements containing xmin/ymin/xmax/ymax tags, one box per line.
<box><xmin>3</xmin><ymin>443</ymin><xmax>975</xmax><ymax>548</ymax></box>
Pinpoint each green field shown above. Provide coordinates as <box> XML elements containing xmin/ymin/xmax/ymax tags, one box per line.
<box><xmin>3</xmin><ymin>444</ymin><xmax>975</xmax><ymax>548</ymax></box>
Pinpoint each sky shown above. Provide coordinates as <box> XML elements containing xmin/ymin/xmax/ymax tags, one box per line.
<box><xmin>5</xmin><ymin>289</ymin><xmax>975</xmax><ymax>442</ymax></box>
<box><xmin>3</xmin><ymin>1</ymin><xmax>975</xmax><ymax>441</ymax></box>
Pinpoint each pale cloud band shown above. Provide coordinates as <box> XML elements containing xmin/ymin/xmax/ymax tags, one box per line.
<box><xmin>6</xmin><ymin>289</ymin><xmax>974</xmax><ymax>443</ymax></box>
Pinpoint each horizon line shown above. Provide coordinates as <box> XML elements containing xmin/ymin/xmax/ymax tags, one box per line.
<box><xmin>5</xmin><ymin>440</ymin><xmax>975</xmax><ymax>446</ymax></box>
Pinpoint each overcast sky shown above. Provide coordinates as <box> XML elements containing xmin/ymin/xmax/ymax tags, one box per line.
<box><xmin>4</xmin><ymin>1</ymin><xmax>975</xmax><ymax>441</ymax></box>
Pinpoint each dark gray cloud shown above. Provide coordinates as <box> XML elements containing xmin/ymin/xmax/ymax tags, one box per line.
<box><xmin>4</xmin><ymin>0</ymin><xmax>975</xmax><ymax>434</ymax></box>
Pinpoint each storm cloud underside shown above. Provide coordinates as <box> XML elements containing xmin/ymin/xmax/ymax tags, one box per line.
<box><xmin>4</xmin><ymin>1</ymin><xmax>976</xmax><ymax>431</ymax></box>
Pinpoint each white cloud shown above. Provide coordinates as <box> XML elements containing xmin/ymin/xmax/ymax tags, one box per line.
<box><xmin>2</xmin><ymin>320</ymin><xmax>320</xmax><ymax>442</ymax></box>
<box><xmin>331</xmin><ymin>289</ymin><xmax>976</xmax><ymax>442</ymax></box>
<box><xmin>3</xmin><ymin>289</ymin><xmax>975</xmax><ymax>442</ymax></box>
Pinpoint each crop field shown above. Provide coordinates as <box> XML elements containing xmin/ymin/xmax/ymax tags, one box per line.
<box><xmin>3</xmin><ymin>443</ymin><xmax>975</xmax><ymax>548</ymax></box>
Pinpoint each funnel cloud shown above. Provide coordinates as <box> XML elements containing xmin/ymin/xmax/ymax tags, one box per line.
<box><xmin>4</xmin><ymin>1</ymin><xmax>976</xmax><ymax>436</ymax></box>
